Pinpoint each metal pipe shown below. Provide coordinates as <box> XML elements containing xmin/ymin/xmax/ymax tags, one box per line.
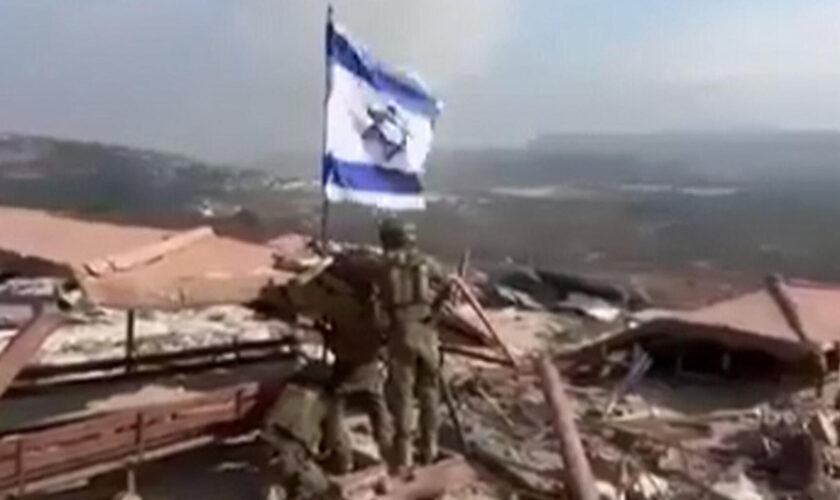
<box><xmin>19</xmin><ymin>337</ymin><xmax>298</xmax><ymax>379</ymax></box>
<box><xmin>536</xmin><ymin>356</ymin><xmax>598</xmax><ymax>500</ymax></box>
<box><xmin>125</xmin><ymin>309</ymin><xmax>136</xmax><ymax>374</ymax></box>
<box><xmin>452</xmin><ymin>277</ymin><xmax>518</xmax><ymax>368</ymax></box>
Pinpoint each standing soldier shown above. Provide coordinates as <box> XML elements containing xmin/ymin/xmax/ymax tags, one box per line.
<box><xmin>280</xmin><ymin>253</ymin><xmax>394</xmax><ymax>474</ymax></box>
<box><xmin>379</xmin><ymin>218</ymin><xmax>452</xmax><ymax>470</ymax></box>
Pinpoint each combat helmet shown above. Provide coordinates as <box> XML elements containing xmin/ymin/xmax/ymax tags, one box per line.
<box><xmin>378</xmin><ymin>217</ymin><xmax>416</xmax><ymax>250</ymax></box>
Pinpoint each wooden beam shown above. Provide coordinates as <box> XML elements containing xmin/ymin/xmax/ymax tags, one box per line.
<box><xmin>0</xmin><ymin>313</ymin><xmax>67</xmax><ymax>401</ymax></box>
<box><xmin>452</xmin><ymin>277</ymin><xmax>518</xmax><ymax>368</ymax></box>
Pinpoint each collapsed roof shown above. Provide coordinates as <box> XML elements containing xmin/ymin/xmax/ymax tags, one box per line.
<box><xmin>624</xmin><ymin>276</ymin><xmax>840</xmax><ymax>362</ymax></box>
<box><xmin>0</xmin><ymin>206</ymin><xmax>310</xmax><ymax>309</ymax></box>
<box><xmin>0</xmin><ymin>206</ymin><xmax>172</xmax><ymax>276</ymax></box>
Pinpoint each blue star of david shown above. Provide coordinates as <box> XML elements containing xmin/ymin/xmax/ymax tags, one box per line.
<box><xmin>363</xmin><ymin>104</ymin><xmax>410</xmax><ymax>161</ymax></box>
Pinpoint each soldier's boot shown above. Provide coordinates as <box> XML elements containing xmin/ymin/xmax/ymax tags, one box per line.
<box><xmin>418</xmin><ymin>427</ymin><xmax>438</xmax><ymax>466</ymax></box>
<box><xmin>387</xmin><ymin>348</ymin><xmax>416</xmax><ymax>472</ymax></box>
<box><xmin>392</xmin><ymin>433</ymin><xmax>413</xmax><ymax>471</ymax></box>
<box><xmin>417</xmin><ymin>362</ymin><xmax>440</xmax><ymax>465</ymax></box>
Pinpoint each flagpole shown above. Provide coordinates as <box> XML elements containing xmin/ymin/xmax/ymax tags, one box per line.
<box><xmin>319</xmin><ymin>4</ymin><xmax>334</xmax><ymax>250</ymax></box>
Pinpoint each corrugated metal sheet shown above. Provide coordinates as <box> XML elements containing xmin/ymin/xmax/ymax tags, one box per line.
<box><xmin>661</xmin><ymin>280</ymin><xmax>840</xmax><ymax>345</ymax></box>
<box><xmin>0</xmin><ymin>206</ymin><xmax>313</xmax><ymax>309</ymax></box>
<box><xmin>75</xmin><ymin>234</ymin><xmax>302</xmax><ymax>310</ymax></box>
<box><xmin>0</xmin><ymin>207</ymin><xmax>172</xmax><ymax>274</ymax></box>
<box><xmin>632</xmin><ymin>278</ymin><xmax>840</xmax><ymax>360</ymax></box>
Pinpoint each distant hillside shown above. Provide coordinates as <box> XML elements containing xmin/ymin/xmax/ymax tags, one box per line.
<box><xmin>428</xmin><ymin>131</ymin><xmax>840</xmax><ymax>190</ymax></box>
<box><xmin>6</xmin><ymin>131</ymin><xmax>840</xmax><ymax>285</ymax></box>
<box><xmin>0</xmin><ymin>133</ymin><xmax>312</xmax><ymax>238</ymax></box>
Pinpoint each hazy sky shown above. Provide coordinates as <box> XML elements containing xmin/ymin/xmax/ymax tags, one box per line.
<box><xmin>1</xmin><ymin>0</ymin><xmax>838</xmax><ymax>163</ymax></box>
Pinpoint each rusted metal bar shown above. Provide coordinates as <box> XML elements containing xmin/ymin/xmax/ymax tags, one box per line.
<box><xmin>441</xmin><ymin>344</ymin><xmax>513</xmax><ymax>367</ymax></box>
<box><xmin>7</xmin><ymin>352</ymin><xmax>296</xmax><ymax>397</ymax></box>
<box><xmin>439</xmin><ymin>304</ymin><xmax>495</xmax><ymax>346</ymax></box>
<box><xmin>14</xmin><ymin>440</ymin><xmax>23</xmax><ymax>496</ymax></box>
<box><xmin>6</xmin><ymin>435</ymin><xmax>215</xmax><ymax>498</ymax></box>
<box><xmin>125</xmin><ymin>309</ymin><xmax>136</xmax><ymax>374</ymax></box>
<box><xmin>536</xmin><ymin>356</ymin><xmax>598</xmax><ymax>500</ymax></box>
<box><xmin>0</xmin><ymin>294</ymin><xmax>53</xmax><ymax>307</ymax></box>
<box><xmin>0</xmin><ymin>312</ymin><xmax>67</xmax><ymax>401</ymax></box>
<box><xmin>451</xmin><ymin>249</ymin><xmax>471</xmax><ymax>305</ymax></box>
<box><xmin>8</xmin><ymin>351</ymin><xmax>294</xmax><ymax>398</ymax></box>
<box><xmin>439</xmin><ymin>371</ymin><xmax>469</xmax><ymax>454</ymax></box>
<box><xmin>0</xmin><ymin>381</ymin><xmax>275</xmax><ymax>496</ymax></box>
<box><xmin>20</xmin><ymin>337</ymin><xmax>297</xmax><ymax>380</ymax></box>
<box><xmin>135</xmin><ymin>412</ymin><xmax>146</xmax><ymax>462</ymax></box>
<box><xmin>457</xmin><ymin>249</ymin><xmax>471</xmax><ymax>278</ymax></box>
<box><xmin>452</xmin><ymin>277</ymin><xmax>518</xmax><ymax>368</ymax></box>
<box><xmin>766</xmin><ymin>274</ymin><xmax>808</xmax><ymax>342</ymax></box>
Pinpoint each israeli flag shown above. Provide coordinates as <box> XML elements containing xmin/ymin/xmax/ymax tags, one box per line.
<box><xmin>322</xmin><ymin>18</ymin><xmax>443</xmax><ymax>210</ymax></box>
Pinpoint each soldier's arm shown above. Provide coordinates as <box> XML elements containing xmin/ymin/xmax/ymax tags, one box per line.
<box><xmin>426</xmin><ymin>258</ymin><xmax>457</xmax><ymax>314</ymax></box>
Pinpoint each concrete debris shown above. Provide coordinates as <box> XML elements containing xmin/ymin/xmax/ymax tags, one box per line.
<box><xmin>6</xmin><ymin>221</ymin><xmax>840</xmax><ymax>500</ymax></box>
<box><xmin>484</xmin><ymin>266</ymin><xmax>648</xmax><ymax>313</ymax></box>
<box><xmin>712</xmin><ymin>473</ymin><xmax>764</xmax><ymax>500</ymax></box>
<box><xmin>809</xmin><ymin>410</ymin><xmax>838</xmax><ymax>446</ymax></box>
<box><xmin>595</xmin><ymin>479</ymin><xmax>620</xmax><ymax>500</ymax></box>
<box><xmin>622</xmin><ymin>276</ymin><xmax>840</xmax><ymax>365</ymax></box>
<box><xmin>629</xmin><ymin>471</ymin><xmax>670</xmax><ymax>499</ymax></box>
<box><xmin>536</xmin><ymin>269</ymin><xmax>649</xmax><ymax>310</ymax></box>
<box><xmin>489</xmin><ymin>285</ymin><xmax>546</xmax><ymax>311</ymax></box>
<box><xmin>558</xmin><ymin>293</ymin><xmax>623</xmax><ymax>323</ymax></box>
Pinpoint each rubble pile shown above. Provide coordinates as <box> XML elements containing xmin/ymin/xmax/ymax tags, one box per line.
<box><xmin>426</xmin><ymin>273</ymin><xmax>840</xmax><ymax>500</ymax></box>
<box><xmin>4</xmin><ymin>210</ymin><xmax>840</xmax><ymax>499</ymax></box>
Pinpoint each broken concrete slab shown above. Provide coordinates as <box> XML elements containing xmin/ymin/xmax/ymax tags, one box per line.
<box><xmin>712</xmin><ymin>473</ymin><xmax>764</xmax><ymax>500</ymax></box>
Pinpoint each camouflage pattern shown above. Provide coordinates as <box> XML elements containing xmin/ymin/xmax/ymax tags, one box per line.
<box><xmin>381</xmin><ymin>238</ymin><xmax>442</xmax><ymax>468</ymax></box>
<box><xmin>261</xmin><ymin>437</ymin><xmax>334</xmax><ymax>500</ymax></box>
<box><xmin>264</xmin><ymin>385</ymin><xmax>328</xmax><ymax>453</ymax></box>
<box><xmin>387</xmin><ymin>323</ymin><xmax>440</xmax><ymax>467</ymax></box>
<box><xmin>261</xmin><ymin>385</ymin><xmax>336</xmax><ymax>500</ymax></box>
<box><xmin>324</xmin><ymin>358</ymin><xmax>392</xmax><ymax>473</ymax></box>
<box><xmin>285</xmin><ymin>253</ymin><xmax>393</xmax><ymax>472</ymax></box>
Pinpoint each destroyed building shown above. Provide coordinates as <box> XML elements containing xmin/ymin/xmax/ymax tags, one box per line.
<box><xmin>2</xmin><ymin>205</ymin><xmax>840</xmax><ymax>499</ymax></box>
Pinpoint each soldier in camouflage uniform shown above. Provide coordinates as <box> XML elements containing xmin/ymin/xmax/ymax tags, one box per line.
<box><xmin>284</xmin><ymin>254</ymin><xmax>393</xmax><ymax>473</ymax></box>
<box><xmin>379</xmin><ymin>218</ymin><xmax>451</xmax><ymax>470</ymax></box>
<box><xmin>261</xmin><ymin>383</ymin><xmax>339</xmax><ymax>500</ymax></box>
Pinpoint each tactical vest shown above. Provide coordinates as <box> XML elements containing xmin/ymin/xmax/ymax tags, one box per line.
<box><xmin>385</xmin><ymin>250</ymin><xmax>431</xmax><ymax>318</ymax></box>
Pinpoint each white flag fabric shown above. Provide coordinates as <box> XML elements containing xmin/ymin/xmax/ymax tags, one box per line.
<box><xmin>322</xmin><ymin>18</ymin><xmax>443</xmax><ymax>210</ymax></box>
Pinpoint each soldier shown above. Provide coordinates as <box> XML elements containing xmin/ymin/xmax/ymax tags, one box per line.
<box><xmin>283</xmin><ymin>253</ymin><xmax>394</xmax><ymax>474</ymax></box>
<box><xmin>379</xmin><ymin>218</ymin><xmax>452</xmax><ymax>470</ymax></box>
<box><xmin>261</xmin><ymin>383</ymin><xmax>338</xmax><ymax>500</ymax></box>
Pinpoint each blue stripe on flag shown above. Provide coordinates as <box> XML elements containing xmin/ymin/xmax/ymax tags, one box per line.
<box><xmin>327</xmin><ymin>22</ymin><xmax>441</xmax><ymax>119</ymax></box>
<box><xmin>323</xmin><ymin>155</ymin><xmax>423</xmax><ymax>194</ymax></box>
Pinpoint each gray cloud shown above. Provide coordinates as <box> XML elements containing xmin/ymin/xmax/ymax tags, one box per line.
<box><xmin>0</xmin><ymin>0</ymin><xmax>514</xmax><ymax>162</ymax></box>
<box><xmin>0</xmin><ymin>1</ymin><xmax>837</xmax><ymax>163</ymax></box>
